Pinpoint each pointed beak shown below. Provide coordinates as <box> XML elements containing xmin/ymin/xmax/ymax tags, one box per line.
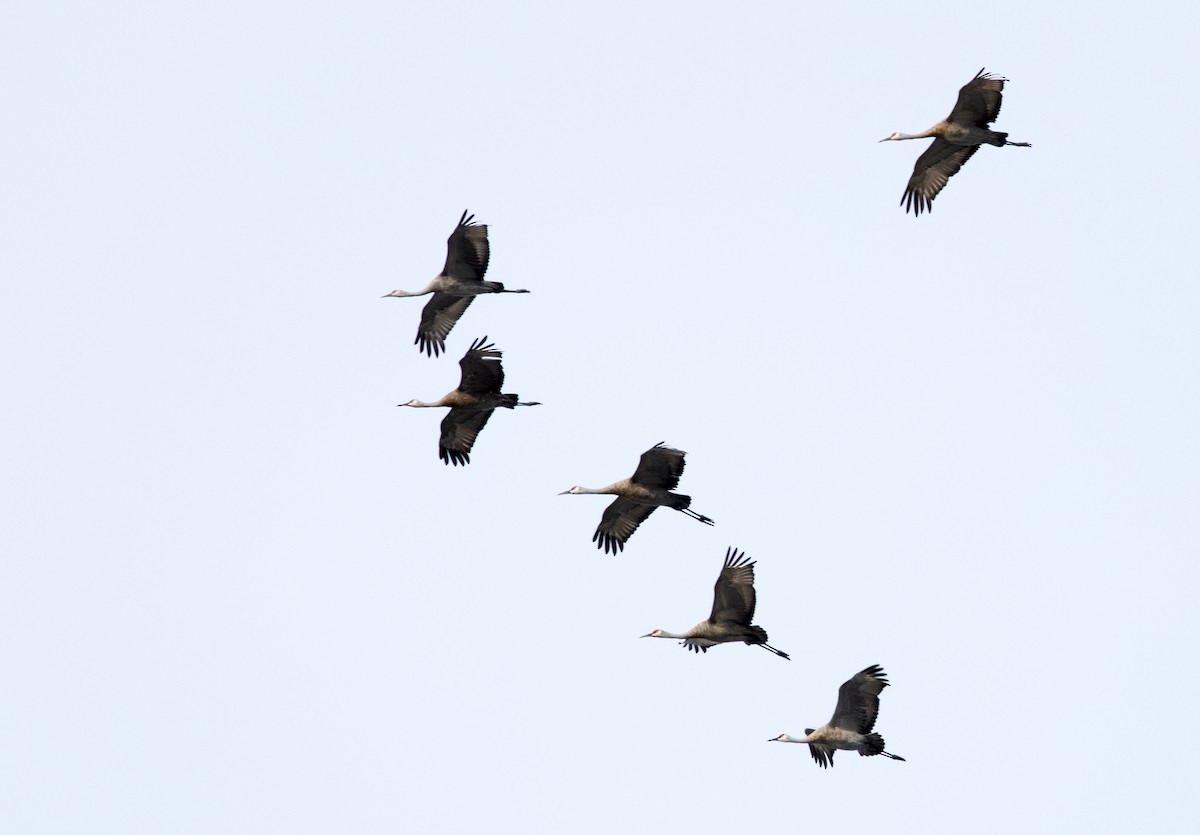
<box><xmin>878</xmin><ymin>137</ymin><xmax>890</xmax><ymax>143</ymax></box>
<box><xmin>767</xmin><ymin>737</ymin><xmax>778</xmax><ymax>742</ymax></box>
<box><xmin>640</xmin><ymin>632</ymin><xmax>656</xmax><ymax>639</ymax></box>
<box><xmin>557</xmin><ymin>490</ymin><xmax>571</xmax><ymax>495</ymax></box>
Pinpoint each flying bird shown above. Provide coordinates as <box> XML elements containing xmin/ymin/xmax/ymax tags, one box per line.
<box><xmin>559</xmin><ymin>443</ymin><xmax>714</xmax><ymax>553</ymax></box>
<box><xmin>881</xmin><ymin>68</ymin><xmax>1031</xmax><ymax>216</ymax></box>
<box><xmin>399</xmin><ymin>336</ymin><xmax>540</xmax><ymax>465</ymax></box>
<box><xmin>383</xmin><ymin>211</ymin><xmax>529</xmax><ymax>356</ymax></box>
<box><xmin>642</xmin><ymin>547</ymin><xmax>790</xmax><ymax>659</ymax></box>
<box><xmin>769</xmin><ymin>665</ymin><xmax>906</xmax><ymax>767</ymax></box>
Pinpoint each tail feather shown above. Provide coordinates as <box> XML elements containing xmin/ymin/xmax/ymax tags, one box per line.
<box><xmin>993</xmin><ymin>130</ymin><xmax>1033</xmax><ymax>148</ymax></box>
<box><xmin>482</xmin><ymin>281</ymin><xmax>530</xmax><ymax>293</ymax></box>
<box><xmin>497</xmin><ymin>394</ymin><xmax>540</xmax><ymax>409</ymax></box>
<box><xmin>862</xmin><ymin>733</ymin><xmax>887</xmax><ymax>756</ymax></box>
<box><xmin>748</xmin><ymin>626</ymin><xmax>790</xmax><ymax>660</ymax></box>
<box><xmin>670</xmin><ymin>494</ymin><xmax>714</xmax><ymax>525</ymax></box>
<box><xmin>862</xmin><ymin>733</ymin><xmax>905</xmax><ymax>760</ymax></box>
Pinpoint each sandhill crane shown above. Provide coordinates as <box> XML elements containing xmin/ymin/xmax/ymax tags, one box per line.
<box><xmin>881</xmin><ymin>68</ymin><xmax>1031</xmax><ymax>216</ymax></box>
<box><xmin>383</xmin><ymin>211</ymin><xmax>529</xmax><ymax>357</ymax></box>
<box><xmin>399</xmin><ymin>336</ymin><xmax>540</xmax><ymax>465</ymax></box>
<box><xmin>559</xmin><ymin>442</ymin><xmax>714</xmax><ymax>553</ymax></box>
<box><xmin>642</xmin><ymin>547</ymin><xmax>790</xmax><ymax>659</ymax></box>
<box><xmin>769</xmin><ymin>665</ymin><xmax>906</xmax><ymax>767</ymax></box>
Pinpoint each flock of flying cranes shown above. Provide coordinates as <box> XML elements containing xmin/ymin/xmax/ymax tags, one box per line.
<box><xmin>384</xmin><ymin>68</ymin><xmax>1030</xmax><ymax>768</ymax></box>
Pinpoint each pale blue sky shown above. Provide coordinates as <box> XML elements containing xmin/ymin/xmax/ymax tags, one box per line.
<box><xmin>3</xmin><ymin>2</ymin><xmax>1199</xmax><ymax>833</ymax></box>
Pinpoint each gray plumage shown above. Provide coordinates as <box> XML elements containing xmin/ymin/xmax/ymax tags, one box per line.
<box><xmin>383</xmin><ymin>211</ymin><xmax>529</xmax><ymax>357</ymax></box>
<box><xmin>881</xmin><ymin>68</ymin><xmax>1031</xmax><ymax>216</ymax></box>
<box><xmin>641</xmin><ymin>547</ymin><xmax>789</xmax><ymax>659</ymax></box>
<box><xmin>769</xmin><ymin>665</ymin><xmax>906</xmax><ymax>767</ymax></box>
<box><xmin>559</xmin><ymin>443</ymin><xmax>714</xmax><ymax>553</ymax></box>
<box><xmin>399</xmin><ymin>336</ymin><xmax>540</xmax><ymax>465</ymax></box>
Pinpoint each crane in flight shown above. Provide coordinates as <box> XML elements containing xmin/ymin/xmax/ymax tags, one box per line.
<box><xmin>881</xmin><ymin>68</ymin><xmax>1031</xmax><ymax>216</ymax></box>
<box><xmin>559</xmin><ymin>443</ymin><xmax>713</xmax><ymax>553</ymax></box>
<box><xmin>399</xmin><ymin>336</ymin><xmax>539</xmax><ymax>465</ymax></box>
<box><xmin>384</xmin><ymin>210</ymin><xmax>529</xmax><ymax>356</ymax></box>
<box><xmin>642</xmin><ymin>547</ymin><xmax>790</xmax><ymax>659</ymax></box>
<box><xmin>769</xmin><ymin>665</ymin><xmax>906</xmax><ymax>767</ymax></box>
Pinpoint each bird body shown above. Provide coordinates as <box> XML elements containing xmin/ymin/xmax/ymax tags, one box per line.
<box><xmin>642</xmin><ymin>547</ymin><xmax>789</xmax><ymax>660</ymax></box>
<box><xmin>400</xmin><ymin>336</ymin><xmax>539</xmax><ymax>465</ymax></box>
<box><xmin>559</xmin><ymin>443</ymin><xmax>714</xmax><ymax>553</ymax></box>
<box><xmin>881</xmin><ymin>68</ymin><xmax>1031</xmax><ymax>215</ymax></box>
<box><xmin>769</xmin><ymin>665</ymin><xmax>905</xmax><ymax>767</ymax></box>
<box><xmin>384</xmin><ymin>211</ymin><xmax>529</xmax><ymax>356</ymax></box>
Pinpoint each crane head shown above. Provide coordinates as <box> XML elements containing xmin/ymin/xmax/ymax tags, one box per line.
<box><xmin>398</xmin><ymin>399</ymin><xmax>421</xmax><ymax>407</ymax></box>
<box><xmin>767</xmin><ymin>734</ymin><xmax>787</xmax><ymax>742</ymax></box>
<box><xmin>558</xmin><ymin>486</ymin><xmax>582</xmax><ymax>495</ymax></box>
<box><xmin>880</xmin><ymin>132</ymin><xmax>903</xmax><ymax>142</ymax></box>
<box><xmin>640</xmin><ymin>629</ymin><xmax>663</xmax><ymax>639</ymax></box>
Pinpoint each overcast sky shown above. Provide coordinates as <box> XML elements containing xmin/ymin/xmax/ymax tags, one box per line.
<box><xmin>3</xmin><ymin>2</ymin><xmax>1199</xmax><ymax>833</ymax></box>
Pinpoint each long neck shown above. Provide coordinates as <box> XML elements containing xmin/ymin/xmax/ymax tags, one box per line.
<box><xmin>405</xmin><ymin>398</ymin><xmax>447</xmax><ymax>408</ymax></box>
<box><xmin>895</xmin><ymin>126</ymin><xmax>940</xmax><ymax>140</ymax></box>
<box><xmin>383</xmin><ymin>279</ymin><xmax>439</xmax><ymax>298</ymax></box>
<box><xmin>778</xmin><ymin>734</ymin><xmax>810</xmax><ymax>744</ymax></box>
<box><xmin>652</xmin><ymin>630</ymin><xmax>687</xmax><ymax>640</ymax></box>
<box><xmin>575</xmin><ymin>484</ymin><xmax>616</xmax><ymax>495</ymax></box>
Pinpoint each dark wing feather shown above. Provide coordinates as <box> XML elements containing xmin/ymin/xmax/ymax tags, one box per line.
<box><xmin>416</xmin><ymin>294</ymin><xmax>474</xmax><ymax>357</ymax></box>
<box><xmin>630</xmin><ymin>442</ymin><xmax>686</xmax><ymax>489</ymax></box>
<box><xmin>809</xmin><ymin>745</ymin><xmax>835</xmax><ymax>769</ymax></box>
<box><xmin>830</xmin><ymin>665</ymin><xmax>889</xmax><ymax>734</ymax></box>
<box><xmin>458</xmin><ymin>336</ymin><xmax>505</xmax><ymax>394</ymax></box>
<box><xmin>593</xmin><ymin>498</ymin><xmax>657</xmax><ymax>554</ymax></box>
<box><xmin>948</xmin><ymin>68</ymin><xmax>1006</xmax><ymax>128</ymax></box>
<box><xmin>438</xmin><ymin>407</ymin><xmax>494</xmax><ymax>466</ymax></box>
<box><xmin>442</xmin><ymin>210</ymin><xmax>490</xmax><ymax>281</ymax></box>
<box><xmin>708</xmin><ymin>547</ymin><xmax>757</xmax><ymax>625</ymax></box>
<box><xmin>902</xmin><ymin>138</ymin><xmax>980</xmax><ymax>216</ymax></box>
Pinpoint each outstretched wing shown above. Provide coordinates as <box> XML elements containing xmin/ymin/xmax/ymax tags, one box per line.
<box><xmin>458</xmin><ymin>336</ymin><xmax>505</xmax><ymax>394</ymax></box>
<box><xmin>417</xmin><ymin>294</ymin><xmax>475</xmax><ymax>357</ymax></box>
<box><xmin>708</xmin><ymin>547</ymin><xmax>757</xmax><ymax>626</ymax></box>
<box><xmin>830</xmin><ymin>664</ymin><xmax>890</xmax><ymax>734</ymax></box>
<box><xmin>948</xmin><ymin>68</ymin><xmax>1006</xmax><ymax>128</ymax></box>
<box><xmin>809</xmin><ymin>744</ymin><xmax>835</xmax><ymax>769</ymax></box>
<box><xmin>630</xmin><ymin>442</ymin><xmax>686</xmax><ymax>489</ymax></box>
<box><xmin>901</xmin><ymin>138</ymin><xmax>980</xmax><ymax>216</ymax></box>
<box><xmin>438</xmin><ymin>407</ymin><xmax>494</xmax><ymax>466</ymax></box>
<box><xmin>442</xmin><ymin>210</ymin><xmax>490</xmax><ymax>281</ymax></box>
<box><xmin>593</xmin><ymin>498</ymin><xmax>657</xmax><ymax>554</ymax></box>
